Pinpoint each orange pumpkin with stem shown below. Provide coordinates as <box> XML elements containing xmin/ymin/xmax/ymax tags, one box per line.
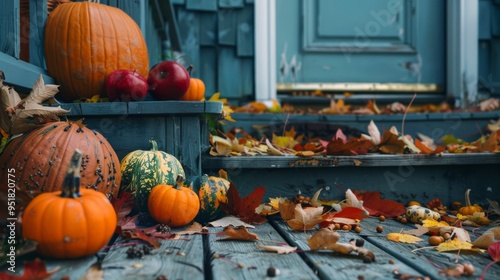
<box><xmin>44</xmin><ymin>0</ymin><xmax>149</xmax><ymax>101</ymax></box>
<box><xmin>458</xmin><ymin>189</ymin><xmax>483</xmax><ymax>215</ymax></box>
<box><xmin>180</xmin><ymin>65</ymin><xmax>206</xmax><ymax>101</ymax></box>
<box><xmin>22</xmin><ymin>149</ymin><xmax>117</xmax><ymax>259</ymax></box>
<box><xmin>148</xmin><ymin>175</ymin><xmax>200</xmax><ymax>227</ymax></box>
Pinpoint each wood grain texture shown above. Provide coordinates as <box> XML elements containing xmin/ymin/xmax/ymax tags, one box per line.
<box><xmin>270</xmin><ymin>218</ymin><xmax>425</xmax><ymax>280</ymax></box>
<box><xmin>361</xmin><ymin>218</ymin><xmax>500</xmax><ymax>279</ymax></box>
<box><xmin>218</xmin><ymin>10</ymin><xmax>237</xmax><ymax>46</ymax></box>
<box><xmin>187</xmin><ymin>0</ymin><xmax>218</xmax><ymax>11</ymax></box>
<box><xmin>204</xmin><ymin>165</ymin><xmax>499</xmax><ymax>208</ymax></box>
<box><xmin>237</xmin><ymin>6</ymin><xmax>254</xmax><ymax>57</ymax></box>
<box><xmin>102</xmin><ymin>236</ymin><xmax>205</xmax><ymax>280</ymax></box>
<box><xmin>207</xmin><ymin>222</ymin><xmax>320</xmax><ymax>280</ymax></box>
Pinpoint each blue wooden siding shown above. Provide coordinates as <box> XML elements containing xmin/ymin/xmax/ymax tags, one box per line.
<box><xmin>1</xmin><ymin>0</ymin><xmax>497</xmax><ymax>103</ymax></box>
<box><xmin>172</xmin><ymin>0</ymin><xmax>255</xmax><ymax>104</ymax></box>
<box><xmin>0</xmin><ymin>0</ymin><xmax>167</xmax><ymax>93</ymax></box>
<box><xmin>478</xmin><ymin>0</ymin><xmax>500</xmax><ymax>98</ymax></box>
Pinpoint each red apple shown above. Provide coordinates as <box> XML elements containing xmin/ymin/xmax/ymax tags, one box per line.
<box><xmin>106</xmin><ymin>70</ymin><xmax>148</xmax><ymax>101</ymax></box>
<box><xmin>147</xmin><ymin>61</ymin><xmax>190</xmax><ymax>100</ymax></box>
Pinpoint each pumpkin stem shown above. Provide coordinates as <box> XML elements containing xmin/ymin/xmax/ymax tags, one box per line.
<box><xmin>186</xmin><ymin>65</ymin><xmax>194</xmax><ymax>76</ymax></box>
<box><xmin>464</xmin><ymin>189</ymin><xmax>471</xmax><ymax>207</ymax></box>
<box><xmin>60</xmin><ymin>149</ymin><xmax>83</xmax><ymax>198</ymax></box>
<box><xmin>174</xmin><ymin>174</ymin><xmax>185</xmax><ymax>190</ymax></box>
<box><xmin>149</xmin><ymin>139</ymin><xmax>158</xmax><ymax>151</ymax></box>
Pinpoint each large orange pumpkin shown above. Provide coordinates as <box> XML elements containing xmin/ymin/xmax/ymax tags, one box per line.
<box><xmin>44</xmin><ymin>1</ymin><xmax>149</xmax><ymax>101</ymax></box>
<box><xmin>0</xmin><ymin>121</ymin><xmax>121</xmax><ymax>219</ymax></box>
<box><xmin>22</xmin><ymin>149</ymin><xmax>117</xmax><ymax>258</ymax></box>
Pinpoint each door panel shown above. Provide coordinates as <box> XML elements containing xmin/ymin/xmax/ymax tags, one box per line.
<box><xmin>276</xmin><ymin>0</ymin><xmax>445</xmax><ymax>91</ymax></box>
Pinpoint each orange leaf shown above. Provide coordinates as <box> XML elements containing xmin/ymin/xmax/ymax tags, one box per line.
<box><xmin>216</xmin><ymin>226</ymin><xmax>259</xmax><ymax>241</ymax></box>
<box><xmin>415</xmin><ymin>139</ymin><xmax>445</xmax><ymax>154</ymax></box>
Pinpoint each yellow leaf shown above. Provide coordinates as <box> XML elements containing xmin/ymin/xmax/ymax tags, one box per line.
<box><xmin>436</xmin><ymin>239</ymin><xmax>474</xmax><ymax>252</ymax></box>
<box><xmin>421</xmin><ymin>219</ymin><xmax>449</xmax><ymax>228</ymax></box>
<box><xmin>387</xmin><ymin>233</ymin><xmax>423</xmax><ymax>244</ymax></box>
<box><xmin>269</xmin><ymin>197</ymin><xmax>287</xmax><ymax>210</ymax></box>
<box><xmin>286</xmin><ymin>204</ymin><xmax>324</xmax><ymax>231</ymax></box>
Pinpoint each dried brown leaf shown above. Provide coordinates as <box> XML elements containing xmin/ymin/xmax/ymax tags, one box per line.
<box><xmin>286</xmin><ymin>204</ymin><xmax>324</xmax><ymax>231</ymax></box>
<box><xmin>217</xmin><ymin>226</ymin><xmax>259</xmax><ymax>241</ymax></box>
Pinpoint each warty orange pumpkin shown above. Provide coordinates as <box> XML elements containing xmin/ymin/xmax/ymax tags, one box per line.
<box><xmin>22</xmin><ymin>149</ymin><xmax>117</xmax><ymax>258</ymax></box>
<box><xmin>44</xmin><ymin>0</ymin><xmax>149</xmax><ymax>101</ymax></box>
<box><xmin>0</xmin><ymin>121</ymin><xmax>121</xmax><ymax>219</ymax></box>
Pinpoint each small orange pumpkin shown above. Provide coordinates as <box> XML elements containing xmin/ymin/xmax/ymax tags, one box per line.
<box><xmin>458</xmin><ymin>189</ymin><xmax>483</xmax><ymax>215</ymax></box>
<box><xmin>22</xmin><ymin>150</ymin><xmax>117</xmax><ymax>259</ymax></box>
<box><xmin>148</xmin><ymin>175</ymin><xmax>200</xmax><ymax>227</ymax></box>
<box><xmin>180</xmin><ymin>65</ymin><xmax>205</xmax><ymax>101</ymax></box>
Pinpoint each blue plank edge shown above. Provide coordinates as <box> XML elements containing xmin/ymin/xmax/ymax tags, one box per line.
<box><xmin>46</xmin><ymin>101</ymin><xmax>224</xmax><ymax>116</ymax></box>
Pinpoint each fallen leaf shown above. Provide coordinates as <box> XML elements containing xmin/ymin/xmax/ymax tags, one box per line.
<box><xmin>279</xmin><ymin>200</ymin><xmax>296</xmax><ymax>221</ymax></box>
<box><xmin>436</xmin><ymin>238</ymin><xmax>474</xmax><ymax>252</ymax></box>
<box><xmin>378</xmin><ymin>130</ymin><xmax>406</xmax><ymax>154</ymax></box>
<box><xmin>256</xmin><ymin>244</ymin><xmax>297</xmax><ymax>254</ymax></box>
<box><xmin>340</xmin><ymin>189</ymin><xmax>369</xmax><ymax>214</ymax></box>
<box><xmin>175</xmin><ymin>222</ymin><xmax>204</xmax><ymax>235</ymax></box>
<box><xmin>6</xmin><ymin>75</ymin><xmax>69</xmax><ymax>135</ymax></box>
<box><xmin>221</xmin><ymin>183</ymin><xmax>267</xmax><ymax>224</ymax></box>
<box><xmin>361</xmin><ymin>120</ymin><xmax>381</xmax><ymax>145</ymax></box>
<box><xmin>207</xmin><ymin>215</ymin><xmax>255</xmax><ymax>228</ymax></box>
<box><xmin>122</xmin><ymin>229</ymin><xmax>162</xmax><ymax>249</ymax></box>
<box><xmin>353</xmin><ymin>190</ymin><xmax>405</xmax><ymax>217</ymax></box>
<box><xmin>310</xmin><ymin>188</ymin><xmax>323</xmax><ymax>207</ymax></box>
<box><xmin>0</xmin><ymin>258</ymin><xmax>60</xmax><ymax>280</ymax></box>
<box><xmin>308</xmin><ymin>227</ymin><xmax>340</xmax><ymax>250</ymax></box>
<box><xmin>217</xmin><ymin>226</ymin><xmax>259</xmax><ymax>241</ymax></box>
<box><xmin>322</xmin><ymin>206</ymin><xmax>369</xmax><ymax>221</ymax></box>
<box><xmin>415</xmin><ymin>138</ymin><xmax>445</xmax><ymax>154</ymax></box>
<box><xmin>286</xmin><ymin>204</ymin><xmax>324</xmax><ymax>231</ymax></box>
<box><xmin>421</xmin><ymin>219</ymin><xmax>449</xmax><ymax>228</ymax></box>
<box><xmin>472</xmin><ymin>227</ymin><xmax>500</xmax><ymax>249</ymax></box>
<box><xmin>479</xmin><ymin>242</ymin><xmax>500</xmax><ymax>280</ymax></box>
<box><xmin>401</xmin><ymin>224</ymin><xmax>429</xmax><ymax>237</ymax></box>
<box><xmin>387</xmin><ymin>233</ymin><xmax>423</xmax><ymax>244</ymax></box>
<box><xmin>308</xmin><ymin>227</ymin><xmax>376</xmax><ymax>262</ymax></box>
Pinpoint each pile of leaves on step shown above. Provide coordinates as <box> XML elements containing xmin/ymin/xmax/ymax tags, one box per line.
<box><xmin>209</xmin><ymin>119</ymin><xmax>500</xmax><ymax>157</ymax></box>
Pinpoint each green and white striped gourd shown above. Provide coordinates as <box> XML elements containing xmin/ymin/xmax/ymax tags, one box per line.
<box><xmin>120</xmin><ymin>139</ymin><xmax>185</xmax><ymax>211</ymax></box>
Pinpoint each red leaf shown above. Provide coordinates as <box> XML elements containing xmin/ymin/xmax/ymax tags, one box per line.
<box><xmin>122</xmin><ymin>229</ymin><xmax>162</xmax><ymax>249</ymax></box>
<box><xmin>353</xmin><ymin>190</ymin><xmax>405</xmax><ymax>217</ymax></box>
<box><xmin>221</xmin><ymin>183</ymin><xmax>267</xmax><ymax>224</ymax></box>
<box><xmin>322</xmin><ymin>206</ymin><xmax>369</xmax><ymax>221</ymax></box>
<box><xmin>480</xmin><ymin>242</ymin><xmax>500</xmax><ymax>280</ymax></box>
<box><xmin>112</xmin><ymin>192</ymin><xmax>136</xmax><ymax>234</ymax></box>
<box><xmin>326</xmin><ymin>138</ymin><xmax>372</xmax><ymax>155</ymax></box>
<box><xmin>0</xmin><ymin>258</ymin><xmax>59</xmax><ymax>280</ymax></box>
<box><xmin>488</xmin><ymin>242</ymin><xmax>500</xmax><ymax>262</ymax></box>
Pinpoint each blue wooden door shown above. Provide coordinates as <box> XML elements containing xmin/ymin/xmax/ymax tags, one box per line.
<box><xmin>276</xmin><ymin>0</ymin><xmax>446</xmax><ymax>92</ymax></box>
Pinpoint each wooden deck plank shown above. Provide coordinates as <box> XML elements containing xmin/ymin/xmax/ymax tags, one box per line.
<box><xmin>360</xmin><ymin>218</ymin><xmax>500</xmax><ymax>279</ymax></box>
<box><xmin>101</xmin><ymin>235</ymin><xmax>205</xmax><ymax>280</ymax></box>
<box><xmin>206</xmin><ymin>222</ymin><xmax>320</xmax><ymax>280</ymax></box>
<box><xmin>203</xmin><ymin>153</ymin><xmax>500</xmax><ymax>168</ymax></box>
<box><xmin>269</xmin><ymin>218</ymin><xmax>426</xmax><ymax>280</ymax></box>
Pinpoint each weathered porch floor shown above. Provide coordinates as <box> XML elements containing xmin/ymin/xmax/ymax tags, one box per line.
<box><xmin>5</xmin><ymin>216</ymin><xmax>500</xmax><ymax>280</ymax></box>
